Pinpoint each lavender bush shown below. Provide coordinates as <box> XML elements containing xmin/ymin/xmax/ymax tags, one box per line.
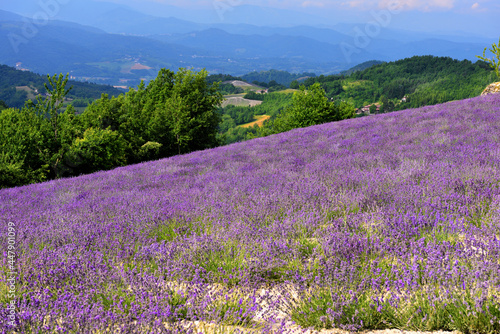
<box><xmin>1</xmin><ymin>94</ymin><xmax>500</xmax><ymax>333</ymax></box>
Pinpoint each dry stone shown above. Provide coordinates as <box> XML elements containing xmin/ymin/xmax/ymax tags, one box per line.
<box><xmin>481</xmin><ymin>82</ymin><xmax>500</xmax><ymax>96</ymax></box>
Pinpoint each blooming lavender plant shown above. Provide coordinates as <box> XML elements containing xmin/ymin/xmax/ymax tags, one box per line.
<box><xmin>1</xmin><ymin>94</ymin><xmax>500</xmax><ymax>333</ymax></box>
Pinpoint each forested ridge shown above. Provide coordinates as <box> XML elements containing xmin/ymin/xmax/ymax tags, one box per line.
<box><xmin>301</xmin><ymin>56</ymin><xmax>497</xmax><ymax>111</ymax></box>
<box><xmin>0</xmin><ymin>64</ymin><xmax>123</xmax><ymax>109</ymax></box>
<box><xmin>241</xmin><ymin>69</ymin><xmax>316</xmax><ymax>86</ymax></box>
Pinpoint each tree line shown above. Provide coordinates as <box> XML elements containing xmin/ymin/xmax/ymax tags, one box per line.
<box><xmin>0</xmin><ymin>69</ymin><xmax>223</xmax><ymax>188</ymax></box>
<box><xmin>241</xmin><ymin>69</ymin><xmax>316</xmax><ymax>86</ymax></box>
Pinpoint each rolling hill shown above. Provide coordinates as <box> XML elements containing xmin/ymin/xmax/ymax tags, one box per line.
<box><xmin>2</xmin><ymin>93</ymin><xmax>500</xmax><ymax>332</ymax></box>
<box><xmin>302</xmin><ymin>56</ymin><xmax>498</xmax><ymax>109</ymax></box>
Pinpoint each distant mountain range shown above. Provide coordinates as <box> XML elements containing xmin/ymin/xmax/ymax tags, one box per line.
<box><xmin>0</xmin><ymin>2</ymin><xmax>495</xmax><ymax>87</ymax></box>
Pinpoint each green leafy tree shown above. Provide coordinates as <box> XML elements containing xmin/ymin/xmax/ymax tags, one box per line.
<box><xmin>67</xmin><ymin>127</ymin><xmax>127</xmax><ymax>174</ymax></box>
<box><xmin>23</xmin><ymin>73</ymin><xmax>83</xmax><ymax>178</ymax></box>
<box><xmin>337</xmin><ymin>100</ymin><xmax>356</xmax><ymax>120</ymax></box>
<box><xmin>243</xmin><ymin>91</ymin><xmax>265</xmax><ymax>101</ymax></box>
<box><xmin>138</xmin><ymin>141</ymin><xmax>163</xmax><ymax>161</ymax></box>
<box><xmin>0</xmin><ymin>108</ymin><xmax>49</xmax><ymax>188</ymax></box>
<box><xmin>29</xmin><ymin>74</ymin><xmax>73</xmax><ymax>141</ymax></box>
<box><xmin>380</xmin><ymin>95</ymin><xmax>395</xmax><ymax>113</ymax></box>
<box><xmin>477</xmin><ymin>37</ymin><xmax>500</xmax><ymax>79</ymax></box>
<box><xmin>219</xmin><ymin>114</ymin><xmax>237</xmax><ymax>133</ymax></box>
<box><xmin>143</xmin><ymin>68</ymin><xmax>223</xmax><ymax>156</ymax></box>
<box><xmin>322</xmin><ymin>80</ymin><xmax>344</xmax><ymax>97</ymax></box>
<box><xmin>288</xmin><ymin>83</ymin><xmax>343</xmax><ymax>128</ymax></box>
<box><xmin>0</xmin><ymin>152</ymin><xmax>30</xmax><ymax>188</ymax></box>
<box><xmin>0</xmin><ymin>73</ymin><xmax>85</xmax><ymax>187</ymax></box>
<box><xmin>151</xmin><ymin>92</ymin><xmax>191</xmax><ymax>155</ymax></box>
<box><xmin>260</xmin><ymin>83</ymin><xmax>355</xmax><ymax>136</ymax></box>
<box><xmin>81</xmin><ymin>94</ymin><xmax>127</xmax><ymax>133</ymax></box>
<box><xmin>82</xmin><ymin>68</ymin><xmax>223</xmax><ymax>162</ymax></box>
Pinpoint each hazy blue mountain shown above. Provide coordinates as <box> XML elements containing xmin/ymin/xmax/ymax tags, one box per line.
<box><xmin>0</xmin><ymin>12</ymin><xmax>348</xmax><ymax>83</ymax></box>
<box><xmin>64</xmin><ymin>0</ymin><xmax>330</xmax><ymax>26</ymax></box>
<box><xmin>201</xmin><ymin>4</ymin><xmax>330</xmax><ymax>26</ymax></box>
<box><xmin>397</xmin><ymin>39</ymin><xmax>486</xmax><ymax>61</ymax></box>
<box><xmin>81</xmin><ymin>7</ymin><xmax>207</xmax><ymax>35</ymax></box>
<box><xmin>0</xmin><ymin>9</ymin><xmax>24</xmax><ymax>21</ymax></box>
<box><xmin>0</xmin><ymin>17</ymin><xmax>200</xmax><ymax>83</ymax></box>
<box><xmin>0</xmin><ymin>9</ymin><xmax>107</xmax><ymax>34</ymax></box>
<box><xmin>330</xmin><ymin>23</ymin><xmax>496</xmax><ymax>45</ymax></box>
<box><xmin>0</xmin><ymin>6</ymin><xmax>492</xmax><ymax>86</ymax></box>
<box><xmin>212</xmin><ymin>24</ymin><xmax>351</xmax><ymax>45</ymax></box>
<box><xmin>151</xmin><ymin>26</ymin><xmax>487</xmax><ymax>65</ymax></box>
<box><xmin>1</xmin><ymin>0</ymin><xmax>127</xmax><ymax>27</ymax></box>
<box><xmin>152</xmin><ymin>28</ymin><xmax>383</xmax><ymax>64</ymax></box>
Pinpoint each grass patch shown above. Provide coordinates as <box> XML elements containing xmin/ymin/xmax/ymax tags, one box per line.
<box><xmin>207</xmin><ymin>293</ymin><xmax>258</xmax><ymax>327</ymax></box>
<box><xmin>276</xmin><ymin>89</ymin><xmax>299</xmax><ymax>94</ymax></box>
<box><xmin>291</xmin><ymin>287</ymin><xmax>500</xmax><ymax>333</ymax></box>
<box><xmin>0</xmin><ymin>279</ymin><xmax>13</xmax><ymax>307</ymax></box>
<box><xmin>92</xmin><ymin>288</ymin><xmax>136</xmax><ymax>316</ymax></box>
<box><xmin>466</xmin><ymin>198</ymin><xmax>493</xmax><ymax>228</ymax></box>
<box><xmin>149</xmin><ymin>218</ymin><xmax>205</xmax><ymax>243</ymax></box>
<box><xmin>193</xmin><ymin>241</ymin><xmax>250</xmax><ymax>286</ymax></box>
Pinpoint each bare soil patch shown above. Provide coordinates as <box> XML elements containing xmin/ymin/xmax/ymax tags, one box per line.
<box><xmin>239</xmin><ymin>115</ymin><xmax>271</xmax><ymax>128</ymax></box>
<box><xmin>222</xmin><ymin>97</ymin><xmax>264</xmax><ymax>108</ymax></box>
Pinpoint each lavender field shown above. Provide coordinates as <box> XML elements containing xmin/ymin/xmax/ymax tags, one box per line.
<box><xmin>2</xmin><ymin>94</ymin><xmax>500</xmax><ymax>333</ymax></box>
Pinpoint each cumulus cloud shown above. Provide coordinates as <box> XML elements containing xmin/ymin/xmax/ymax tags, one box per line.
<box><xmin>471</xmin><ymin>2</ymin><xmax>480</xmax><ymax>9</ymax></box>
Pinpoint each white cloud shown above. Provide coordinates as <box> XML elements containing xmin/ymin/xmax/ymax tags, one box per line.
<box><xmin>471</xmin><ymin>2</ymin><xmax>480</xmax><ymax>9</ymax></box>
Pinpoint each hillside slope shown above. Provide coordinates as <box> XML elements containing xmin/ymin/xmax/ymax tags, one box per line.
<box><xmin>1</xmin><ymin>95</ymin><xmax>500</xmax><ymax>332</ymax></box>
<box><xmin>304</xmin><ymin>56</ymin><xmax>497</xmax><ymax>109</ymax></box>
